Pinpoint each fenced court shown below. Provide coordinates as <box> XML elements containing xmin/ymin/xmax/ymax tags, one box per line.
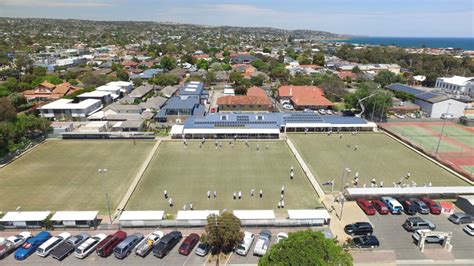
<box><xmin>126</xmin><ymin>141</ymin><xmax>321</xmax><ymax>216</ymax></box>
<box><xmin>288</xmin><ymin>133</ymin><xmax>469</xmax><ymax>192</ymax></box>
<box><xmin>0</xmin><ymin>140</ymin><xmax>155</xmax><ymax>213</ymax></box>
<box><xmin>381</xmin><ymin>122</ymin><xmax>474</xmax><ymax>179</ymax></box>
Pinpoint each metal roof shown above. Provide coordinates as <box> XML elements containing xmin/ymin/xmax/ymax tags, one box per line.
<box><xmin>386</xmin><ymin>83</ymin><xmax>449</xmax><ymax>103</ymax></box>
<box><xmin>50</xmin><ymin>211</ymin><xmax>98</xmax><ymax>221</ymax></box>
<box><xmin>0</xmin><ymin>211</ymin><xmax>51</xmax><ymax>222</ymax></box>
<box><xmin>176</xmin><ymin>210</ymin><xmax>219</xmax><ymax>220</ymax></box>
<box><xmin>119</xmin><ymin>211</ymin><xmax>164</xmax><ymax>221</ymax></box>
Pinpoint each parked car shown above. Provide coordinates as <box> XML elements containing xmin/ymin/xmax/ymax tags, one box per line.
<box><xmin>236</xmin><ymin>231</ymin><xmax>255</xmax><ymax>256</ymax></box>
<box><xmin>352</xmin><ymin>235</ymin><xmax>380</xmax><ymax>248</ymax></box>
<box><xmin>114</xmin><ymin>233</ymin><xmax>143</xmax><ymax>259</ymax></box>
<box><xmin>96</xmin><ymin>231</ymin><xmax>127</xmax><ymax>258</ymax></box>
<box><xmin>253</xmin><ymin>230</ymin><xmax>272</xmax><ymax>256</ymax></box>
<box><xmin>420</xmin><ymin>197</ymin><xmax>441</xmax><ymax>215</ymax></box>
<box><xmin>276</xmin><ymin>232</ymin><xmax>288</xmax><ymax>243</ymax></box>
<box><xmin>74</xmin><ymin>234</ymin><xmax>107</xmax><ymax>259</ymax></box>
<box><xmin>326</xmin><ymin>110</ymin><xmax>334</xmax><ymax>115</ymax></box>
<box><xmin>463</xmin><ymin>224</ymin><xmax>474</xmax><ymax>236</ymax></box>
<box><xmin>397</xmin><ymin>198</ymin><xmax>418</xmax><ymax>215</ymax></box>
<box><xmin>283</xmin><ymin>104</ymin><xmax>294</xmax><ymax>110</ymax></box>
<box><xmin>195</xmin><ymin>242</ymin><xmax>211</xmax><ymax>257</ymax></box>
<box><xmin>409</xmin><ymin>198</ymin><xmax>430</xmax><ymax>214</ymax></box>
<box><xmin>135</xmin><ymin>230</ymin><xmax>164</xmax><ymax>257</ymax></box>
<box><xmin>403</xmin><ymin>217</ymin><xmax>436</xmax><ymax>232</ymax></box>
<box><xmin>371</xmin><ymin>200</ymin><xmax>389</xmax><ymax>215</ymax></box>
<box><xmin>381</xmin><ymin>197</ymin><xmax>403</xmax><ymax>214</ymax></box>
<box><xmin>407</xmin><ymin>113</ymin><xmax>416</xmax><ymax>119</ymax></box>
<box><xmin>14</xmin><ymin>231</ymin><xmax>51</xmax><ymax>260</ymax></box>
<box><xmin>344</xmin><ymin>222</ymin><xmax>373</xmax><ymax>236</ymax></box>
<box><xmin>395</xmin><ymin>113</ymin><xmax>405</xmax><ymax>119</ymax></box>
<box><xmin>178</xmin><ymin>233</ymin><xmax>200</xmax><ymax>256</ymax></box>
<box><xmin>0</xmin><ymin>232</ymin><xmax>31</xmax><ymax>259</ymax></box>
<box><xmin>318</xmin><ymin>109</ymin><xmax>327</xmax><ymax>115</ymax></box>
<box><xmin>153</xmin><ymin>231</ymin><xmax>182</xmax><ymax>258</ymax></box>
<box><xmin>36</xmin><ymin>232</ymin><xmax>71</xmax><ymax>257</ymax></box>
<box><xmin>356</xmin><ymin>199</ymin><xmax>376</xmax><ymax>215</ymax></box>
<box><xmin>448</xmin><ymin>212</ymin><xmax>473</xmax><ymax>224</ymax></box>
<box><xmin>412</xmin><ymin>229</ymin><xmax>444</xmax><ymax>244</ymax></box>
<box><xmin>50</xmin><ymin>232</ymin><xmax>89</xmax><ymax>261</ymax></box>
<box><xmin>210</xmin><ymin>107</ymin><xmax>217</xmax><ymax>113</ymax></box>
<box><xmin>441</xmin><ymin>113</ymin><xmax>454</xmax><ymax>119</ymax></box>
<box><xmin>280</xmin><ymin>99</ymin><xmax>291</xmax><ymax>105</ymax></box>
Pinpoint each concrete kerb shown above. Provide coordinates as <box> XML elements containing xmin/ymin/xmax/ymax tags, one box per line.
<box><xmin>285</xmin><ymin>137</ymin><xmax>325</xmax><ymax>199</ymax></box>
<box><xmin>380</xmin><ymin>128</ymin><xmax>474</xmax><ymax>186</ymax></box>
<box><xmin>112</xmin><ymin>138</ymin><xmax>163</xmax><ymax>223</ymax></box>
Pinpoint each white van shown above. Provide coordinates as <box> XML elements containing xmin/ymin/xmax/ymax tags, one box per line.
<box><xmin>74</xmin><ymin>233</ymin><xmax>107</xmax><ymax>259</ymax></box>
<box><xmin>441</xmin><ymin>113</ymin><xmax>454</xmax><ymax>119</ymax></box>
<box><xmin>235</xmin><ymin>231</ymin><xmax>254</xmax><ymax>256</ymax></box>
<box><xmin>36</xmin><ymin>232</ymin><xmax>71</xmax><ymax>257</ymax></box>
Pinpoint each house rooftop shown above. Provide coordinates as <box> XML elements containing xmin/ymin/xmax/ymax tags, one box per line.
<box><xmin>40</xmin><ymin>99</ymin><xmax>101</xmax><ymax>110</ymax></box>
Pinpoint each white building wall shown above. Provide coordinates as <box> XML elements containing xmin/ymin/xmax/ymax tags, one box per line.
<box><xmin>431</xmin><ymin>99</ymin><xmax>466</xmax><ymax>118</ymax></box>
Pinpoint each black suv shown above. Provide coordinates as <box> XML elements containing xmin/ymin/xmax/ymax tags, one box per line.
<box><xmin>344</xmin><ymin>222</ymin><xmax>373</xmax><ymax>236</ymax></box>
<box><xmin>153</xmin><ymin>231</ymin><xmax>182</xmax><ymax>258</ymax></box>
<box><xmin>397</xmin><ymin>198</ymin><xmax>418</xmax><ymax>215</ymax></box>
<box><xmin>402</xmin><ymin>217</ymin><xmax>436</xmax><ymax>232</ymax></box>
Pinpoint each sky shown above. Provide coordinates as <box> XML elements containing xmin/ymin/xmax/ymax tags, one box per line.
<box><xmin>0</xmin><ymin>0</ymin><xmax>473</xmax><ymax>37</ymax></box>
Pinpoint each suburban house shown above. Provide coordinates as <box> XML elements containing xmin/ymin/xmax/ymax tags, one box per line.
<box><xmin>386</xmin><ymin>84</ymin><xmax>467</xmax><ymax>118</ymax></box>
<box><xmin>435</xmin><ymin>76</ymin><xmax>474</xmax><ymax>97</ymax></box>
<box><xmin>130</xmin><ymin>68</ymin><xmax>163</xmax><ymax>80</ymax></box>
<box><xmin>129</xmin><ymin>85</ymin><xmax>155</xmax><ymax>100</ymax></box>
<box><xmin>154</xmin><ymin>96</ymin><xmax>205</xmax><ymax>123</ymax></box>
<box><xmin>22</xmin><ymin>81</ymin><xmax>80</xmax><ymax>102</ymax></box>
<box><xmin>230</xmin><ymin>53</ymin><xmax>257</xmax><ymax>64</ymax></box>
<box><xmin>39</xmin><ymin>99</ymin><xmax>102</xmax><ymax>121</ymax></box>
<box><xmin>337</xmin><ymin>71</ymin><xmax>357</xmax><ymax>81</ymax></box>
<box><xmin>278</xmin><ymin>85</ymin><xmax>334</xmax><ymax>110</ymax></box>
<box><xmin>217</xmin><ymin>86</ymin><xmax>273</xmax><ymax>112</ymax></box>
<box><xmin>233</xmin><ymin>64</ymin><xmax>257</xmax><ymax>77</ymax></box>
<box><xmin>161</xmin><ymin>85</ymin><xmax>179</xmax><ymax>98</ymax></box>
<box><xmin>177</xmin><ymin>81</ymin><xmax>209</xmax><ymax>104</ymax></box>
<box><xmin>106</xmin><ymin>81</ymin><xmax>134</xmax><ymax>94</ymax></box>
<box><xmin>76</xmin><ymin>90</ymin><xmax>117</xmax><ymax>104</ymax></box>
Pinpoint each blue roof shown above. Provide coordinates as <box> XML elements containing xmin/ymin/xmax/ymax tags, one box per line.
<box><xmin>162</xmin><ymin>96</ymin><xmax>200</xmax><ymax>110</ymax></box>
<box><xmin>179</xmin><ymin>82</ymin><xmax>205</xmax><ymax>96</ymax></box>
<box><xmin>130</xmin><ymin>68</ymin><xmax>163</xmax><ymax>79</ymax></box>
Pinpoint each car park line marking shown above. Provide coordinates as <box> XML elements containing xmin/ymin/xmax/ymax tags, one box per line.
<box><xmin>224</xmin><ymin>252</ymin><xmax>233</xmax><ymax>265</ymax></box>
<box><xmin>182</xmin><ymin>245</ymin><xmax>198</xmax><ymax>265</ymax></box>
<box><xmin>204</xmin><ymin>252</ymin><xmax>212</xmax><ymax>266</ymax></box>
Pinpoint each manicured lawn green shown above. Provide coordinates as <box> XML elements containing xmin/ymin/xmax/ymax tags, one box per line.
<box><xmin>385</xmin><ymin>125</ymin><xmax>461</xmax><ymax>152</ymax></box>
<box><xmin>127</xmin><ymin>141</ymin><xmax>321</xmax><ymax>215</ymax></box>
<box><xmin>0</xmin><ymin>140</ymin><xmax>155</xmax><ymax>213</ymax></box>
<box><xmin>428</xmin><ymin>125</ymin><xmax>474</xmax><ymax>148</ymax></box>
<box><xmin>289</xmin><ymin>133</ymin><xmax>469</xmax><ymax>191</ymax></box>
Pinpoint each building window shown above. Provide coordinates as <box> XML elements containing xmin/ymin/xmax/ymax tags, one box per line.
<box><xmin>256</xmin><ymin>115</ymin><xmax>264</xmax><ymax>121</ymax></box>
<box><xmin>220</xmin><ymin>115</ymin><xmax>228</xmax><ymax>121</ymax></box>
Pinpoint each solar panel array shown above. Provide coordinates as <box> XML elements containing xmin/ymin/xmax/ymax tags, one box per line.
<box><xmin>194</xmin><ymin>120</ymin><xmax>278</xmax><ymax>128</ymax></box>
<box><xmin>236</xmin><ymin>115</ymin><xmax>250</xmax><ymax>122</ymax></box>
<box><xmin>283</xmin><ymin>113</ymin><xmax>323</xmax><ymax>123</ymax></box>
<box><xmin>386</xmin><ymin>84</ymin><xmax>441</xmax><ymax>101</ymax></box>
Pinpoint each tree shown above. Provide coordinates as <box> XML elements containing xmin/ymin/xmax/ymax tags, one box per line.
<box><xmin>351</xmin><ymin>66</ymin><xmax>361</xmax><ymax>74</ymax></box>
<box><xmin>251</xmin><ymin>60</ymin><xmax>269</xmax><ymax>72</ymax></box>
<box><xmin>250</xmin><ymin>74</ymin><xmax>266</xmax><ymax>86</ymax></box>
<box><xmin>32</xmin><ymin>66</ymin><xmax>47</xmax><ymax>76</ymax></box>
<box><xmin>312</xmin><ymin>53</ymin><xmax>325</xmax><ymax>66</ymax></box>
<box><xmin>374</xmin><ymin>70</ymin><xmax>405</xmax><ymax>87</ymax></box>
<box><xmin>132</xmin><ymin>78</ymin><xmax>143</xmax><ymax>87</ymax></box>
<box><xmin>151</xmin><ymin>73</ymin><xmax>179</xmax><ymax>86</ymax></box>
<box><xmin>345</xmin><ymin>82</ymin><xmax>393</xmax><ymax>120</ymax></box>
<box><xmin>160</xmin><ymin>56</ymin><xmax>177</xmax><ymax>71</ymax></box>
<box><xmin>196</xmin><ymin>59</ymin><xmax>209</xmax><ymax>70</ymax></box>
<box><xmin>116</xmin><ymin>69</ymin><xmax>129</xmax><ymax>81</ymax></box>
<box><xmin>0</xmin><ymin>97</ymin><xmax>17</xmax><ymax>121</ymax></box>
<box><xmin>259</xmin><ymin>230</ymin><xmax>352</xmax><ymax>266</ymax></box>
<box><xmin>202</xmin><ymin>212</ymin><xmax>243</xmax><ymax>262</ymax></box>
<box><xmin>205</xmin><ymin>71</ymin><xmax>216</xmax><ymax>84</ymax></box>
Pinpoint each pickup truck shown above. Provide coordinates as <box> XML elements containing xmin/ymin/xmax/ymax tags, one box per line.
<box><xmin>51</xmin><ymin>233</ymin><xmax>90</xmax><ymax>261</ymax></box>
<box><xmin>135</xmin><ymin>230</ymin><xmax>164</xmax><ymax>257</ymax></box>
<box><xmin>0</xmin><ymin>232</ymin><xmax>32</xmax><ymax>259</ymax></box>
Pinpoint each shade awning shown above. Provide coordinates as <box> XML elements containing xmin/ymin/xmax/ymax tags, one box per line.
<box><xmin>50</xmin><ymin>211</ymin><xmax>98</xmax><ymax>221</ymax></box>
<box><xmin>233</xmin><ymin>210</ymin><xmax>275</xmax><ymax>220</ymax></box>
<box><xmin>0</xmin><ymin>211</ymin><xmax>51</xmax><ymax>222</ymax></box>
<box><xmin>287</xmin><ymin>209</ymin><xmax>330</xmax><ymax>220</ymax></box>
<box><xmin>118</xmin><ymin>211</ymin><xmax>164</xmax><ymax>221</ymax></box>
<box><xmin>176</xmin><ymin>210</ymin><xmax>219</xmax><ymax>220</ymax></box>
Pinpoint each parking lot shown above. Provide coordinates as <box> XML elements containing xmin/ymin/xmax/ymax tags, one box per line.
<box><xmin>1</xmin><ymin>228</ymin><xmax>329</xmax><ymax>265</ymax></box>
<box><xmin>367</xmin><ymin>212</ymin><xmax>474</xmax><ymax>260</ymax></box>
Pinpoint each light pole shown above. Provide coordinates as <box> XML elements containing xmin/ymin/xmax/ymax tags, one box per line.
<box><xmin>435</xmin><ymin>103</ymin><xmax>451</xmax><ymax>154</ymax></box>
<box><xmin>98</xmin><ymin>168</ymin><xmax>112</xmax><ymax>225</ymax></box>
<box><xmin>339</xmin><ymin>168</ymin><xmax>351</xmax><ymax>221</ymax></box>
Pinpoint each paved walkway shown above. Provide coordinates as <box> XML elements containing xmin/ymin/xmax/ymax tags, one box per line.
<box><xmin>285</xmin><ymin>137</ymin><xmax>325</xmax><ymax>197</ymax></box>
<box><xmin>111</xmin><ymin>138</ymin><xmax>162</xmax><ymax>223</ymax></box>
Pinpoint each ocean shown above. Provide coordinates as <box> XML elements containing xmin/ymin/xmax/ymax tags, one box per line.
<box><xmin>329</xmin><ymin>37</ymin><xmax>474</xmax><ymax>50</ymax></box>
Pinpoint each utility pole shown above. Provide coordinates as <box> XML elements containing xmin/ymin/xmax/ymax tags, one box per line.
<box><xmin>98</xmin><ymin>168</ymin><xmax>112</xmax><ymax>225</ymax></box>
<box><xmin>435</xmin><ymin>103</ymin><xmax>451</xmax><ymax>154</ymax></box>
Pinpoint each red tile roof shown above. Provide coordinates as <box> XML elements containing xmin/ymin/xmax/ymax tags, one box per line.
<box><xmin>337</xmin><ymin>71</ymin><xmax>357</xmax><ymax>80</ymax></box>
<box><xmin>247</xmin><ymin>86</ymin><xmax>267</xmax><ymax>98</ymax></box>
<box><xmin>278</xmin><ymin>85</ymin><xmax>333</xmax><ymax>106</ymax></box>
<box><xmin>217</xmin><ymin>95</ymin><xmax>272</xmax><ymax>106</ymax></box>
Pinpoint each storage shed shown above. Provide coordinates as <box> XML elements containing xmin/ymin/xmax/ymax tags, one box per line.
<box><xmin>456</xmin><ymin>195</ymin><xmax>474</xmax><ymax>216</ymax></box>
<box><xmin>118</xmin><ymin>211</ymin><xmax>164</xmax><ymax>227</ymax></box>
<box><xmin>50</xmin><ymin>211</ymin><xmax>98</xmax><ymax>228</ymax></box>
<box><xmin>0</xmin><ymin>211</ymin><xmax>51</xmax><ymax>229</ymax></box>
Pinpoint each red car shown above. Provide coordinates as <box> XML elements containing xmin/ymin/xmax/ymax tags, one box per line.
<box><xmin>178</xmin><ymin>233</ymin><xmax>200</xmax><ymax>255</ymax></box>
<box><xmin>420</xmin><ymin>197</ymin><xmax>441</xmax><ymax>215</ymax></box>
<box><xmin>356</xmin><ymin>199</ymin><xmax>376</xmax><ymax>215</ymax></box>
<box><xmin>210</xmin><ymin>107</ymin><xmax>217</xmax><ymax>113</ymax></box>
<box><xmin>96</xmin><ymin>231</ymin><xmax>127</xmax><ymax>258</ymax></box>
<box><xmin>371</xmin><ymin>199</ymin><xmax>389</xmax><ymax>215</ymax></box>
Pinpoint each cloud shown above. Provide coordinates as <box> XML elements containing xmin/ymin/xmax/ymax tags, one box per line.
<box><xmin>0</xmin><ymin>0</ymin><xmax>114</xmax><ymax>8</ymax></box>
